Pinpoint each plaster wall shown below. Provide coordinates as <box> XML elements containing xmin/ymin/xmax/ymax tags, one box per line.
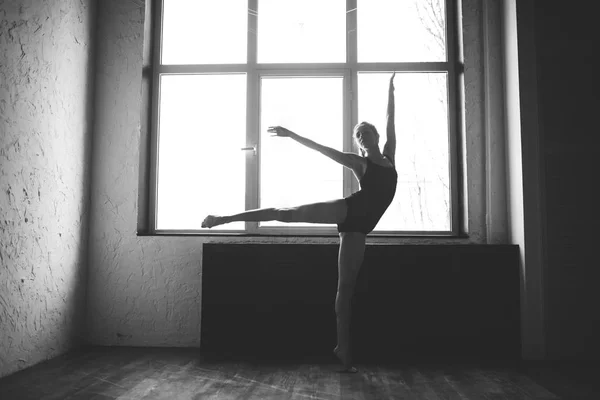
<box><xmin>87</xmin><ymin>0</ymin><xmax>497</xmax><ymax>347</ymax></box>
<box><xmin>0</xmin><ymin>0</ymin><xmax>96</xmax><ymax>377</ymax></box>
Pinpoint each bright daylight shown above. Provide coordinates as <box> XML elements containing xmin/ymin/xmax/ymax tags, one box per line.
<box><xmin>156</xmin><ymin>0</ymin><xmax>450</xmax><ymax>232</ymax></box>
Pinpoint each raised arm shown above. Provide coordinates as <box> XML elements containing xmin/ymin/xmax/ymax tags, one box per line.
<box><xmin>267</xmin><ymin>126</ymin><xmax>364</xmax><ymax>175</ymax></box>
<box><xmin>382</xmin><ymin>72</ymin><xmax>396</xmax><ymax>164</ymax></box>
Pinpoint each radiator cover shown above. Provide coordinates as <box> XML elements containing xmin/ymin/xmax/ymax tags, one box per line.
<box><xmin>201</xmin><ymin>244</ymin><xmax>520</xmax><ymax>363</ymax></box>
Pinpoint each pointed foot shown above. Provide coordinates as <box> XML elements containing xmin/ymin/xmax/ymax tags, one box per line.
<box><xmin>334</xmin><ymin>346</ymin><xmax>357</xmax><ymax>373</ymax></box>
<box><xmin>201</xmin><ymin>215</ymin><xmax>223</xmax><ymax>228</ymax></box>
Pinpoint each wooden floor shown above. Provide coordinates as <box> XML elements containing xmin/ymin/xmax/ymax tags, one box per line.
<box><xmin>1</xmin><ymin>347</ymin><xmax>598</xmax><ymax>399</ymax></box>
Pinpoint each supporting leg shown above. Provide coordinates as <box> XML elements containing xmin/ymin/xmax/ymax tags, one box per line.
<box><xmin>202</xmin><ymin>199</ymin><xmax>348</xmax><ymax>228</ymax></box>
<box><xmin>334</xmin><ymin>231</ymin><xmax>366</xmax><ymax>373</ymax></box>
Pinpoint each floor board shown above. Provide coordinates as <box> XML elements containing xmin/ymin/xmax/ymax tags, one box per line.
<box><xmin>0</xmin><ymin>347</ymin><xmax>598</xmax><ymax>399</ymax></box>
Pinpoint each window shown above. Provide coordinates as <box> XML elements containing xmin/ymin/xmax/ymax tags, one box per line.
<box><xmin>149</xmin><ymin>0</ymin><xmax>460</xmax><ymax>235</ymax></box>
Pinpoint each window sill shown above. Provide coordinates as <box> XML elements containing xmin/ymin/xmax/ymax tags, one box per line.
<box><xmin>136</xmin><ymin>231</ymin><xmax>470</xmax><ymax>240</ymax></box>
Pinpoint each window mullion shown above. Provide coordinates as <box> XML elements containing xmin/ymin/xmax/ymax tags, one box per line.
<box><xmin>149</xmin><ymin>0</ymin><xmax>166</xmax><ymax>233</ymax></box>
<box><xmin>245</xmin><ymin>71</ymin><xmax>259</xmax><ymax>233</ymax></box>
<box><xmin>248</xmin><ymin>0</ymin><xmax>257</xmax><ymax>66</ymax></box>
<box><xmin>246</xmin><ymin>0</ymin><xmax>259</xmax><ymax>232</ymax></box>
<box><xmin>343</xmin><ymin>70</ymin><xmax>353</xmax><ymax>198</ymax></box>
<box><xmin>347</xmin><ymin>0</ymin><xmax>357</xmax><ymax>65</ymax></box>
<box><xmin>446</xmin><ymin>0</ymin><xmax>461</xmax><ymax>235</ymax></box>
<box><xmin>347</xmin><ymin>0</ymin><xmax>359</xmax><ymax>197</ymax></box>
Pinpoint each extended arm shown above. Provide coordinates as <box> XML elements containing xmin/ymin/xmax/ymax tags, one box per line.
<box><xmin>382</xmin><ymin>72</ymin><xmax>396</xmax><ymax>164</ymax></box>
<box><xmin>267</xmin><ymin>126</ymin><xmax>363</xmax><ymax>174</ymax></box>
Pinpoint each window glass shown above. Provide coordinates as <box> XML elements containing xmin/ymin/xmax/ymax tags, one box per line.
<box><xmin>153</xmin><ymin>0</ymin><xmax>457</xmax><ymax>234</ymax></box>
<box><xmin>260</xmin><ymin>76</ymin><xmax>344</xmax><ymax>227</ymax></box>
<box><xmin>162</xmin><ymin>0</ymin><xmax>247</xmax><ymax>64</ymax></box>
<box><xmin>357</xmin><ymin>0</ymin><xmax>446</xmax><ymax>62</ymax></box>
<box><xmin>258</xmin><ymin>0</ymin><xmax>346</xmax><ymax>63</ymax></box>
<box><xmin>358</xmin><ymin>72</ymin><xmax>450</xmax><ymax>231</ymax></box>
<box><xmin>156</xmin><ymin>74</ymin><xmax>247</xmax><ymax>230</ymax></box>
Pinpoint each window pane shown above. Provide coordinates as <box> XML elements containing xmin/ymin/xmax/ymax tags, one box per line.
<box><xmin>358</xmin><ymin>72</ymin><xmax>450</xmax><ymax>231</ymax></box>
<box><xmin>156</xmin><ymin>74</ymin><xmax>246</xmax><ymax>230</ymax></box>
<box><xmin>260</xmin><ymin>77</ymin><xmax>344</xmax><ymax>227</ymax></box>
<box><xmin>162</xmin><ymin>0</ymin><xmax>247</xmax><ymax>64</ymax></box>
<box><xmin>357</xmin><ymin>0</ymin><xmax>446</xmax><ymax>62</ymax></box>
<box><xmin>257</xmin><ymin>0</ymin><xmax>346</xmax><ymax>63</ymax></box>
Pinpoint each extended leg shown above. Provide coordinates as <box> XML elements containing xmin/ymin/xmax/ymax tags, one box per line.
<box><xmin>202</xmin><ymin>199</ymin><xmax>348</xmax><ymax>228</ymax></box>
<box><xmin>334</xmin><ymin>231</ymin><xmax>366</xmax><ymax>373</ymax></box>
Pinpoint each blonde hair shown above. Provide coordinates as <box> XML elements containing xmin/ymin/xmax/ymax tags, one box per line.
<box><xmin>353</xmin><ymin>122</ymin><xmax>379</xmax><ymax>156</ymax></box>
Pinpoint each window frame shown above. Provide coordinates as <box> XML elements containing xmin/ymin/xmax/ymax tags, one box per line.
<box><xmin>147</xmin><ymin>0</ymin><xmax>461</xmax><ymax>236</ymax></box>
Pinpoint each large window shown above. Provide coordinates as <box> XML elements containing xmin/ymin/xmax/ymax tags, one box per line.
<box><xmin>150</xmin><ymin>0</ymin><xmax>460</xmax><ymax>235</ymax></box>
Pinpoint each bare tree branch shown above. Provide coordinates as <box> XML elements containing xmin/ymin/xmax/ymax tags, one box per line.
<box><xmin>415</xmin><ymin>0</ymin><xmax>446</xmax><ymax>56</ymax></box>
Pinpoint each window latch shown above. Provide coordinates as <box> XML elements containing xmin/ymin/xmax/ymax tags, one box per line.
<box><xmin>241</xmin><ymin>145</ymin><xmax>257</xmax><ymax>155</ymax></box>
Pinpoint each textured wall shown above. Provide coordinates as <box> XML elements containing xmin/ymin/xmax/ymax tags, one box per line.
<box><xmin>461</xmin><ymin>0</ymin><xmax>486</xmax><ymax>242</ymax></box>
<box><xmin>0</xmin><ymin>0</ymin><xmax>96</xmax><ymax>378</ymax></box>
<box><xmin>87</xmin><ymin>0</ymin><xmax>491</xmax><ymax>347</ymax></box>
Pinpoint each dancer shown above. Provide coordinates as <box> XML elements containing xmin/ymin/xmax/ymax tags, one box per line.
<box><xmin>202</xmin><ymin>73</ymin><xmax>398</xmax><ymax>373</ymax></box>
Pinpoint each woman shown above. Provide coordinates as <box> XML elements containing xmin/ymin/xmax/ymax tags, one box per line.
<box><xmin>202</xmin><ymin>72</ymin><xmax>397</xmax><ymax>373</ymax></box>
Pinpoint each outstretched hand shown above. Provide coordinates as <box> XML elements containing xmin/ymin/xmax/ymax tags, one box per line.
<box><xmin>267</xmin><ymin>126</ymin><xmax>295</xmax><ymax>138</ymax></box>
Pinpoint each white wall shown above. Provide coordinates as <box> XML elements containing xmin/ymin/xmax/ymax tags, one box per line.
<box><xmin>0</xmin><ymin>0</ymin><xmax>96</xmax><ymax>378</ymax></box>
<box><xmin>86</xmin><ymin>0</ymin><xmax>497</xmax><ymax>347</ymax></box>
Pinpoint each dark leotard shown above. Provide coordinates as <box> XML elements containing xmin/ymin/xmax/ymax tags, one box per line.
<box><xmin>337</xmin><ymin>157</ymin><xmax>398</xmax><ymax>234</ymax></box>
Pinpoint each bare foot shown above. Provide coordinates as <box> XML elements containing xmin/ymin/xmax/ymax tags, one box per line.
<box><xmin>201</xmin><ymin>215</ymin><xmax>224</xmax><ymax>228</ymax></box>
<box><xmin>334</xmin><ymin>346</ymin><xmax>358</xmax><ymax>373</ymax></box>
